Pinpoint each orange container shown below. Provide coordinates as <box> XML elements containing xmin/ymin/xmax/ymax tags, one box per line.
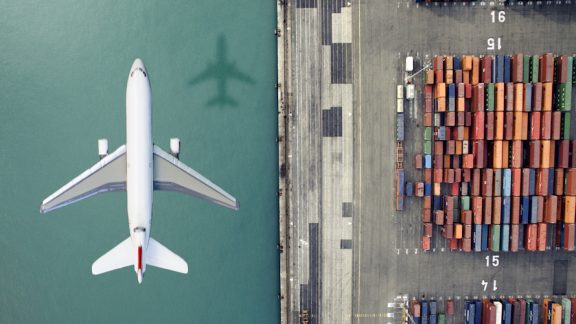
<box><xmin>541</xmin><ymin>140</ymin><xmax>551</xmax><ymax>168</ymax></box>
<box><xmin>513</xmin><ymin>112</ymin><xmax>523</xmax><ymax>140</ymax></box>
<box><xmin>425</xmin><ymin>69</ymin><xmax>434</xmax><ymax>85</ymax></box>
<box><xmin>537</xmin><ymin>223</ymin><xmax>547</xmax><ymax>251</ymax></box>
<box><xmin>457</xmin><ymin>97</ymin><xmax>465</xmax><ymax>112</ymax></box>
<box><xmin>446</xmin><ymin>70</ymin><xmax>453</xmax><ymax>84</ymax></box>
<box><xmin>493</xmin><ymin>141</ymin><xmax>503</xmax><ymax>169</ymax></box>
<box><xmin>514</xmin><ymin>83</ymin><xmax>523</xmax><ymax>111</ymax></box>
<box><xmin>564</xmin><ymin>196</ymin><xmax>576</xmax><ymax>224</ymax></box>
<box><xmin>501</xmin><ymin>141</ymin><xmax>509</xmax><ymax>169</ymax></box>
<box><xmin>545</xmin><ymin>195</ymin><xmax>558</xmax><ymax>223</ymax></box>
<box><xmin>471</xmin><ymin>56</ymin><xmax>480</xmax><ymax>85</ymax></box>
<box><xmin>495</xmin><ymin>112</ymin><xmax>504</xmax><ymax>140</ymax></box>
<box><xmin>454</xmin><ymin>224</ymin><xmax>463</xmax><ymax>239</ymax></box>
<box><xmin>462</xmin><ymin>55</ymin><xmax>472</xmax><ymax>71</ymax></box>
<box><xmin>543</xmin><ymin>82</ymin><xmax>553</xmax><ymax>111</ymax></box>
<box><xmin>422</xmin><ymin>236</ymin><xmax>431</xmax><ymax>251</ymax></box>
<box><xmin>521</xmin><ymin>112</ymin><xmax>529</xmax><ymax>140</ymax></box>
<box><xmin>436</xmin><ymin>82</ymin><xmax>446</xmax><ymax>98</ymax></box>
<box><xmin>495</xmin><ymin>83</ymin><xmax>505</xmax><ymax>111</ymax></box>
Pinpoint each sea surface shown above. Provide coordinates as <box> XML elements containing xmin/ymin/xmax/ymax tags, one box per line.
<box><xmin>0</xmin><ymin>1</ymin><xmax>278</xmax><ymax>322</ymax></box>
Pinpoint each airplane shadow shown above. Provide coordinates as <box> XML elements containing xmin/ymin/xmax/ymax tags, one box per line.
<box><xmin>188</xmin><ymin>34</ymin><xmax>255</xmax><ymax>108</ymax></box>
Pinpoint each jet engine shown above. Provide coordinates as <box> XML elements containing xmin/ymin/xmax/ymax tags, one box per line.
<box><xmin>98</xmin><ymin>139</ymin><xmax>108</xmax><ymax>159</ymax></box>
<box><xmin>170</xmin><ymin>138</ymin><xmax>180</xmax><ymax>158</ymax></box>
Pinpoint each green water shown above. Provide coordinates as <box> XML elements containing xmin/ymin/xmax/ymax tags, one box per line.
<box><xmin>0</xmin><ymin>1</ymin><xmax>278</xmax><ymax>323</ymax></box>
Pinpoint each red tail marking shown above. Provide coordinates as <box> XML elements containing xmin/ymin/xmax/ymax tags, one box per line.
<box><xmin>138</xmin><ymin>246</ymin><xmax>142</xmax><ymax>270</ymax></box>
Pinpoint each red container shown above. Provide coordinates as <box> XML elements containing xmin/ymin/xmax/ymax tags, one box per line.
<box><xmin>537</xmin><ymin>223</ymin><xmax>547</xmax><ymax>251</ymax></box>
<box><xmin>557</xmin><ymin>55</ymin><xmax>569</xmax><ymax>83</ymax></box>
<box><xmin>536</xmin><ymin>169</ymin><xmax>549</xmax><ymax>196</ymax></box>
<box><xmin>533</xmin><ymin>82</ymin><xmax>543</xmax><ymax>111</ymax></box>
<box><xmin>434</xmin><ymin>141</ymin><xmax>444</xmax><ymax>155</ymax></box>
<box><xmin>464</xmin><ymin>224</ymin><xmax>472</xmax><ymax>239</ymax></box>
<box><xmin>435</xmin><ymin>210</ymin><xmax>444</xmax><ymax>225</ymax></box>
<box><xmin>423</xmin><ymin>169</ymin><xmax>432</xmax><ymax>183</ymax></box>
<box><xmin>422</xmin><ymin>236</ymin><xmax>431</xmax><ymax>251</ymax></box>
<box><xmin>564</xmin><ymin>223</ymin><xmax>575</xmax><ymax>251</ymax></box>
<box><xmin>423</xmin><ymin>223</ymin><xmax>433</xmax><ymax>237</ymax></box>
<box><xmin>539</xmin><ymin>53</ymin><xmax>554</xmax><ymax>82</ymax></box>
<box><xmin>442</xmin><ymin>224</ymin><xmax>453</xmax><ymax>239</ymax></box>
<box><xmin>446</xmin><ymin>299</ymin><xmax>455</xmax><ymax>316</ymax></box>
<box><xmin>463</xmin><ymin>154</ymin><xmax>474</xmax><ymax>169</ymax></box>
<box><xmin>512</xmin><ymin>168</ymin><xmax>522</xmax><ymax>197</ymax></box>
<box><xmin>529</xmin><ymin>140</ymin><xmax>541</xmax><ymax>168</ymax></box>
<box><xmin>530</xmin><ymin>112</ymin><xmax>541</xmax><ymax>139</ymax></box>
<box><xmin>446</xmin><ymin>111</ymin><xmax>456</xmax><ymax>126</ymax></box>
<box><xmin>473</xmin><ymin>196</ymin><xmax>483</xmax><ymax>224</ymax></box>
<box><xmin>473</xmin><ymin>112</ymin><xmax>485</xmax><ymax>140</ymax></box>
<box><xmin>555</xmin><ymin>169</ymin><xmax>564</xmax><ymax>196</ymax></box>
<box><xmin>493</xmin><ymin>197</ymin><xmax>502</xmax><ymax>224</ymax></box>
<box><xmin>511</xmin><ymin>196</ymin><xmax>521</xmax><ymax>224</ymax></box>
<box><xmin>484</xmin><ymin>196</ymin><xmax>493</xmax><ymax>224</ymax></box>
<box><xmin>521</xmin><ymin>168</ymin><xmax>531</xmax><ymax>196</ymax></box>
<box><xmin>465</xmin><ymin>112</ymin><xmax>472</xmax><ymax>127</ymax></box>
<box><xmin>423</xmin><ymin>113</ymin><xmax>433</xmax><ymax>126</ymax></box>
<box><xmin>483</xmin><ymin>169</ymin><xmax>494</xmax><ymax>197</ymax></box>
<box><xmin>455</xmin><ymin>70</ymin><xmax>463</xmax><ymax>84</ymax></box>
<box><xmin>423</xmin><ymin>196</ymin><xmax>432</xmax><ymax>209</ymax></box>
<box><xmin>449</xmin><ymin>238</ymin><xmax>458</xmax><ymax>251</ymax></box>
<box><xmin>512</xmin><ymin>53</ymin><xmax>523</xmax><ymax>83</ymax></box>
<box><xmin>510</xmin><ymin>224</ymin><xmax>519</xmax><ymax>252</ymax></box>
<box><xmin>482</xmin><ymin>55</ymin><xmax>492</xmax><ymax>83</ymax></box>
<box><xmin>465</xmin><ymin>83</ymin><xmax>472</xmax><ymax>98</ymax></box>
<box><xmin>472</xmin><ymin>84</ymin><xmax>485</xmax><ymax>112</ymax></box>
<box><xmin>474</xmin><ymin>140</ymin><xmax>486</xmax><ymax>168</ymax></box>
<box><xmin>544</xmin><ymin>195</ymin><xmax>558</xmax><ymax>223</ymax></box>
<box><xmin>486</xmin><ymin>112</ymin><xmax>495</xmax><ymax>140</ymax></box>
<box><xmin>462</xmin><ymin>238</ymin><xmax>472</xmax><ymax>252</ymax></box>
<box><xmin>541</xmin><ymin>111</ymin><xmax>552</xmax><ymax>140</ymax></box>
<box><xmin>525</xmin><ymin>224</ymin><xmax>537</xmax><ymax>251</ymax></box>
<box><xmin>566</xmin><ymin>169</ymin><xmax>576</xmax><ymax>195</ymax></box>
<box><xmin>471</xmin><ymin>169</ymin><xmax>481</xmax><ymax>196</ymax></box>
<box><xmin>558</xmin><ymin>140</ymin><xmax>570</xmax><ymax>168</ymax></box>
<box><xmin>505</xmin><ymin>83</ymin><xmax>514</xmax><ymax>111</ymax></box>
<box><xmin>572</xmin><ymin>141</ymin><xmax>576</xmax><ymax>167</ymax></box>
<box><xmin>434</xmin><ymin>168</ymin><xmax>443</xmax><ymax>184</ymax></box>
<box><xmin>462</xmin><ymin>210</ymin><xmax>473</xmax><ymax>225</ymax></box>
<box><xmin>505</xmin><ymin>112</ymin><xmax>514</xmax><ymax>140</ymax></box>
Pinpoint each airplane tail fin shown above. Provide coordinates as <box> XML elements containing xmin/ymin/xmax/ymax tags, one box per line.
<box><xmin>92</xmin><ymin>237</ymin><xmax>133</xmax><ymax>275</ymax></box>
<box><xmin>147</xmin><ymin>238</ymin><xmax>188</xmax><ymax>274</ymax></box>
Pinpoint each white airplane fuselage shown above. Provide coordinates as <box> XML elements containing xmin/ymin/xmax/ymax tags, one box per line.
<box><xmin>126</xmin><ymin>59</ymin><xmax>152</xmax><ymax>282</ymax></box>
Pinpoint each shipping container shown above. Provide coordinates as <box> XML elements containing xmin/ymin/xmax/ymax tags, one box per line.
<box><xmin>564</xmin><ymin>223</ymin><xmax>575</xmax><ymax>251</ymax></box>
<box><xmin>525</xmin><ymin>224</ymin><xmax>537</xmax><ymax>251</ymax></box>
<box><xmin>540</xmin><ymin>53</ymin><xmax>554</xmax><ymax>82</ymax></box>
<box><xmin>533</xmin><ymin>82</ymin><xmax>543</xmax><ymax>111</ymax></box>
<box><xmin>510</xmin><ymin>224</ymin><xmax>519</xmax><ymax>251</ymax></box>
<box><xmin>545</xmin><ymin>195</ymin><xmax>558</xmax><ymax>223</ymax></box>
<box><xmin>523</xmin><ymin>83</ymin><xmax>532</xmax><ymax>111</ymax></box>
<box><xmin>512</xmin><ymin>53</ymin><xmax>523</xmax><ymax>83</ymax></box>
<box><xmin>492</xmin><ymin>224</ymin><xmax>501</xmax><ymax>251</ymax></box>
<box><xmin>537</xmin><ymin>222</ymin><xmax>547</xmax><ymax>251</ymax></box>
<box><xmin>504</xmin><ymin>56</ymin><xmax>511</xmax><ymax>83</ymax></box>
<box><xmin>530</xmin><ymin>54</ymin><xmax>539</xmax><ymax>83</ymax></box>
<box><xmin>501</xmin><ymin>224</ymin><xmax>510</xmax><ymax>251</ymax></box>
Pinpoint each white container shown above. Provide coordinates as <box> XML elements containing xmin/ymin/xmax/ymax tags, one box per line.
<box><xmin>406</xmin><ymin>84</ymin><xmax>415</xmax><ymax>100</ymax></box>
<box><xmin>405</xmin><ymin>56</ymin><xmax>414</xmax><ymax>72</ymax></box>
<box><xmin>396</xmin><ymin>98</ymin><xmax>404</xmax><ymax>113</ymax></box>
<box><xmin>396</xmin><ymin>84</ymin><xmax>404</xmax><ymax>99</ymax></box>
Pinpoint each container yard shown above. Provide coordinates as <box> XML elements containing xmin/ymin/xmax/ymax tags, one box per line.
<box><xmin>400</xmin><ymin>53</ymin><xmax>576</xmax><ymax>254</ymax></box>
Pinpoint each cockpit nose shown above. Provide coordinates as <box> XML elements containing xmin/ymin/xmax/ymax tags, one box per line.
<box><xmin>130</xmin><ymin>58</ymin><xmax>148</xmax><ymax>78</ymax></box>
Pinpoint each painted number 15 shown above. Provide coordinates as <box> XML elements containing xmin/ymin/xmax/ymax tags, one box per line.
<box><xmin>487</xmin><ymin>38</ymin><xmax>502</xmax><ymax>51</ymax></box>
<box><xmin>485</xmin><ymin>255</ymin><xmax>499</xmax><ymax>267</ymax></box>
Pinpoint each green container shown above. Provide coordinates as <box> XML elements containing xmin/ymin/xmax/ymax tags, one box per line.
<box><xmin>531</xmin><ymin>54</ymin><xmax>539</xmax><ymax>83</ymax></box>
<box><xmin>573</xmin><ymin>55</ymin><xmax>576</xmax><ymax>83</ymax></box>
<box><xmin>485</xmin><ymin>83</ymin><xmax>495</xmax><ymax>111</ymax></box>
<box><xmin>438</xmin><ymin>314</ymin><xmax>446</xmax><ymax>324</ymax></box>
<box><xmin>562</xmin><ymin>298</ymin><xmax>571</xmax><ymax>324</ymax></box>
<box><xmin>523</xmin><ymin>55</ymin><xmax>530</xmax><ymax>83</ymax></box>
<box><xmin>461</xmin><ymin>196</ymin><xmax>470</xmax><ymax>211</ymax></box>
<box><xmin>424</xmin><ymin>127</ymin><xmax>433</xmax><ymax>141</ymax></box>
<box><xmin>562</xmin><ymin>112</ymin><xmax>571</xmax><ymax>140</ymax></box>
<box><xmin>557</xmin><ymin>82</ymin><xmax>572</xmax><ymax>111</ymax></box>
<box><xmin>424</xmin><ymin>140</ymin><xmax>432</xmax><ymax>155</ymax></box>
<box><xmin>491</xmin><ymin>224</ymin><xmax>501</xmax><ymax>252</ymax></box>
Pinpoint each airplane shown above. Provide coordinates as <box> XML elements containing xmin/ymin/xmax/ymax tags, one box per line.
<box><xmin>40</xmin><ymin>58</ymin><xmax>239</xmax><ymax>284</ymax></box>
<box><xmin>189</xmin><ymin>34</ymin><xmax>254</xmax><ymax>107</ymax></box>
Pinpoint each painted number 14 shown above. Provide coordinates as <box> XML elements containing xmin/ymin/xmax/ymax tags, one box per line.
<box><xmin>482</xmin><ymin>279</ymin><xmax>498</xmax><ymax>292</ymax></box>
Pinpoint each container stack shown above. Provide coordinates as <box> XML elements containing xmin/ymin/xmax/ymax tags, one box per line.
<box><xmin>396</xmin><ymin>84</ymin><xmax>405</xmax><ymax>211</ymax></box>
<box><xmin>414</xmin><ymin>53</ymin><xmax>576</xmax><ymax>253</ymax></box>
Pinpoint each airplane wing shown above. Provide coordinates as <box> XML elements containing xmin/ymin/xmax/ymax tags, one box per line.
<box><xmin>228</xmin><ymin>65</ymin><xmax>255</xmax><ymax>84</ymax></box>
<box><xmin>40</xmin><ymin>145</ymin><xmax>127</xmax><ymax>213</ymax></box>
<box><xmin>152</xmin><ymin>145</ymin><xmax>239</xmax><ymax>210</ymax></box>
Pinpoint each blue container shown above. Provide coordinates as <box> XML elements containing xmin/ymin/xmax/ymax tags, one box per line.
<box><xmin>424</xmin><ymin>183</ymin><xmax>432</xmax><ymax>196</ymax></box>
<box><xmin>405</xmin><ymin>182</ymin><xmax>414</xmax><ymax>197</ymax></box>
<box><xmin>474</xmin><ymin>224</ymin><xmax>482</xmax><ymax>252</ymax></box>
<box><xmin>397</xmin><ymin>113</ymin><xmax>404</xmax><ymax>141</ymax></box>
<box><xmin>521</xmin><ymin>196</ymin><xmax>530</xmax><ymax>224</ymax></box>
<box><xmin>422</xmin><ymin>301</ymin><xmax>429</xmax><ymax>324</ymax></box>
<box><xmin>438</xmin><ymin>126</ymin><xmax>446</xmax><ymax>141</ymax></box>
<box><xmin>433</xmin><ymin>196</ymin><xmax>442</xmax><ymax>210</ymax></box>
<box><xmin>496</xmin><ymin>55</ymin><xmax>504</xmax><ymax>83</ymax></box>
<box><xmin>530</xmin><ymin>196</ymin><xmax>539</xmax><ymax>224</ymax></box>
<box><xmin>448</xmin><ymin>97</ymin><xmax>455</xmax><ymax>112</ymax></box>
<box><xmin>465</xmin><ymin>301</ymin><xmax>475</xmax><ymax>324</ymax></box>
<box><xmin>429</xmin><ymin>315</ymin><xmax>437</xmax><ymax>324</ymax></box>
<box><xmin>482</xmin><ymin>225</ymin><xmax>489</xmax><ymax>251</ymax></box>
<box><xmin>503</xmin><ymin>301</ymin><xmax>512</xmax><ymax>324</ymax></box>
<box><xmin>448</xmin><ymin>84</ymin><xmax>456</xmax><ymax>98</ymax></box>
<box><xmin>424</xmin><ymin>155</ymin><xmax>432</xmax><ymax>169</ymax></box>
<box><xmin>504</xmin><ymin>55</ymin><xmax>511</xmax><ymax>83</ymax></box>
<box><xmin>548</xmin><ymin>168</ymin><xmax>555</xmax><ymax>195</ymax></box>
<box><xmin>528</xmin><ymin>169</ymin><xmax>535</xmax><ymax>195</ymax></box>
<box><xmin>502</xmin><ymin>197</ymin><xmax>511</xmax><ymax>224</ymax></box>
<box><xmin>454</xmin><ymin>56</ymin><xmax>461</xmax><ymax>70</ymax></box>
<box><xmin>529</xmin><ymin>302</ymin><xmax>539</xmax><ymax>324</ymax></box>
<box><xmin>430</xmin><ymin>300</ymin><xmax>437</xmax><ymax>315</ymax></box>
<box><xmin>501</xmin><ymin>224</ymin><xmax>510</xmax><ymax>252</ymax></box>
<box><xmin>474</xmin><ymin>300</ymin><xmax>482</xmax><ymax>324</ymax></box>
<box><xmin>502</xmin><ymin>169</ymin><xmax>512</xmax><ymax>197</ymax></box>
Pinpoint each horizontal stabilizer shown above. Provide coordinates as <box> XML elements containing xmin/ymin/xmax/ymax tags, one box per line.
<box><xmin>92</xmin><ymin>237</ymin><xmax>133</xmax><ymax>275</ymax></box>
<box><xmin>147</xmin><ymin>238</ymin><xmax>188</xmax><ymax>274</ymax></box>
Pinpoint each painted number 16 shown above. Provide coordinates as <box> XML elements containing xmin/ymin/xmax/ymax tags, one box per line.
<box><xmin>491</xmin><ymin>11</ymin><xmax>506</xmax><ymax>23</ymax></box>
